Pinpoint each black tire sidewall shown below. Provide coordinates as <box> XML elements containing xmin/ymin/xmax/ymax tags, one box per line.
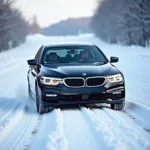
<box><xmin>35</xmin><ymin>86</ymin><xmax>40</xmax><ymax>113</ymax></box>
<box><xmin>28</xmin><ymin>79</ymin><xmax>32</xmax><ymax>99</ymax></box>
<box><xmin>111</xmin><ymin>101</ymin><xmax>125</xmax><ymax>110</ymax></box>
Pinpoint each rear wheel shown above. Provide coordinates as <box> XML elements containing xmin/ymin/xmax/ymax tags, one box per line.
<box><xmin>111</xmin><ymin>101</ymin><xmax>125</xmax><ymax>110</ymax></box>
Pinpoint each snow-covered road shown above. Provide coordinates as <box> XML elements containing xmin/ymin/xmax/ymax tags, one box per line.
<box><xmin>0</xmin><ymin>34</ymin><xmax>150</xmax><ymax>150</ymax></box>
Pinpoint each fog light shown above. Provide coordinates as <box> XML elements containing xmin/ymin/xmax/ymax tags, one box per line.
<box><xmin>46</xmin><ymin>94</ymin><xmax>57</xmax><ymax>97</ymax></box>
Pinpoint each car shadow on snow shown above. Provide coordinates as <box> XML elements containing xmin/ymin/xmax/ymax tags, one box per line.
<box><xmin>55</xmin><ymin>103</ymin><xmax>110</xmax><ymax>112</ymax></box>
<box><xmin>0</xmin><ymin>96</ymin><xmax>119</xmax><ymax>115</ymax></box>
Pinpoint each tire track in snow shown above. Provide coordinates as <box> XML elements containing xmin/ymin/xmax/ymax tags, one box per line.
<box><xmin>125</xmin><ymin>101</ymin><xmax>150</xmax><ymax>132</ymax></box>
<box><xmin>0</xmin><ymin>99</ymin><xmax>14</xmax><ymax>117</ymax></box>
<box><xmin>10</xmin><ymin>113</ymin><xmax>38</xmax><ymax>150</ymax></box>
<box><xmin>47</xmin><ymin>109</ymin><xmax>68</xmax><ymax>150</ymax></box>
<box><xmin>0</xmin><ymin>99</ymin><xmax>13</xmax><ymax>108</ymax></box>
<box><xmin>0</xmin><ymin>105</ymin><xmax>27</xmax><ymax>144</ymax></box>
<box><xmin>23</xmin><ymin>115</ymin><xmax>43</xmax><ymax>150</ymax></box>
<box><xmin>102</xmin><ymin>108</ymin><xmax>150</xmax><ymax>149</ymax></box>
<box><xmin>0</xmin><ymin>102</ymin><xmax>21</xmax><ymax>131</ymax></box>
<box><xmin>0</xmin><ymin>99</ymin><xmax>8</xmax><ymax>105</ymax></box>
<box><xmin>83</xmin><ymin>107</ymin><xmax>150</xmax><ymax>150</ymax></box>
<box><xmin>82</xmin><ymin>107</ymin><xmax>130</xmax><ymax>150</ymax></box>
<box><xmin>62</xmin><ymin>108</ymin><xmax>109</xmax><ymax>150</ymax></box>
<box><xmin>0</xmin><ymin>106</ymin><xmax>38</xmax><ymax>150</ymax></box>
<box><xmin>127</xmin><ymin>100</ymin><xmax>150</xmax><ymax>110</ymax></box>
<box><xmin>28</xmin><ymin>109</ymin><xmax>59</xmax><ymax>150</ymax></box>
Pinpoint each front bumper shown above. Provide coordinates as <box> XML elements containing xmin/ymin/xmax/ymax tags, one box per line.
<box><xmin>40</xmin><ymin>98</ymin><xmax>125</xmax><ymax>107</ymax></box>
<box><xmin>38</xmin><ymin>82</ymin><xmax>125</xmax><ymax>107</ymax></box>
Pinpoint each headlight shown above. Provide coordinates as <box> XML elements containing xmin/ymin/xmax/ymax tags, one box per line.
<box><xmin>106</xmin><ymin>74</ymin><xmax>123</xmax><ymax>83</ymax></box>
<box><xmin>40</xmin><ymin>77</ymin><xmax>63</xmax><ymax>86</ymax></box>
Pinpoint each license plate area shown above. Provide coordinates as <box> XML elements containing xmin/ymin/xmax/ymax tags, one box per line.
<box><xmin>82</xmin><ymin>95</ymin><xmax>89</xmax><ymax>100</ymax></box>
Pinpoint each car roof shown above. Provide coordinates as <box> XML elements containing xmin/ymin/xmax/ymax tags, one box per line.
<box><xmin>44</xmin><ymin>43</ymin><xmax>94</xmax><ymax>48</ymax></box>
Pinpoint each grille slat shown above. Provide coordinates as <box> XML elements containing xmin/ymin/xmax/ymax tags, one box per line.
<box><xmin>64</xmin><ymin>77</ymin><xmax>105</xmax><ymax>88</ymax></box>
<box><xmin>87</xmin><ymin>77</ymin><xmax>105</xmax><ymax>87</ymax></box>
<box><xmin>64</xmin><ymin>78</ymin><xmax>84</xmax><ymax>87</ymax></box>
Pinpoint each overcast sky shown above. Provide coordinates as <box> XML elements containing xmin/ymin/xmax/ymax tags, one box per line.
<box><xmin>16</xmin><ymin>0</ymin><xmax>97</xmax><ymax>27</ymax></box>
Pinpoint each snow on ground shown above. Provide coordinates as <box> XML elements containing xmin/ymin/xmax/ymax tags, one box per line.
<box><xmin>0</xmin><ymin>34</ymin><xmax>150</xmax><ymax>150</ymax></box>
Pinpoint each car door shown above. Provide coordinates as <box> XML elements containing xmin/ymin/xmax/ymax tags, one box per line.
<box><xmin>29</xmin><ymin>46</ymin><xmax>43</xmax><ymax>95</ymax></box>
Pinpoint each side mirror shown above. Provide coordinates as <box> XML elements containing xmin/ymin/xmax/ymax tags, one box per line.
<box><xmin>110</xmin><ymin>57</ymin><xmax>119</xmax><ymax>63</ymax></box>
<box><xmin>27</xmin><ymin>59</ymin><xmax>37</xmax><ymax>65</ymax></box>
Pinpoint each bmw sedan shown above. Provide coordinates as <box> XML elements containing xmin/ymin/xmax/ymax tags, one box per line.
<box><xmin>27</xmin><ymin>43</ymin><xmax>125</xmax><ymax>114</ymax></box>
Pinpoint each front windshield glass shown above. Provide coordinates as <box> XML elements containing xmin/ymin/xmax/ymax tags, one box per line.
<box><xmin>42</xmin><ymin>46</ymin><xmax>108</xmax><ymax>64</ymax></box>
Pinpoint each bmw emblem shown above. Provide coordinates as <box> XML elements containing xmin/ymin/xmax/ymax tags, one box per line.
<box><xmin>82</xmin><ymin>73</ymin><xmax>87</xmax><ymax>76</ymax></box>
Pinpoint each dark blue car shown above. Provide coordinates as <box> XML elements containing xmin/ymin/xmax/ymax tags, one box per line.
<box><xmin>27</xmin><ymin>43</ymin><xmax>125</xmax><ymax>114</ymax></box>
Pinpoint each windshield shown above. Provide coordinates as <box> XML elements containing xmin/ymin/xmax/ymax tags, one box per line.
<box><xmin>42</xmin><ymin>46</ymin><xmax>108</xmax><ymax>64</ymax></box>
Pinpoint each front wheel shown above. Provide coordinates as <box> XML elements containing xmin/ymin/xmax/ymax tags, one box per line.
<box><xmin>35</xmin><ymin>87</ymin><xmax>49</xmax><ymax>114</ymax></box>
<box><xmin>28</xmin><ymin>81</ymin><xmax>32</xmax><ymax>99</ymax></box>
<box><xmin>111</xmin><ymin>101</ymin><xmax>125</xmax><ymax>110</ymax></box>
<box><xmin>37</xmin><ymin>103</ymin><xmax>48</xmax><ymax>114</ymax></box>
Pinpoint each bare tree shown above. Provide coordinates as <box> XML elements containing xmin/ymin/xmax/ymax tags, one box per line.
<box><xmin>0</xmin><ymin>0</ymin><xmax>29</xmax><ymax>52</ymax></box>
<box><xmin>91</xmin><ymin>0</ymin><xmax>150</xmax><ymax>47</ymax></box>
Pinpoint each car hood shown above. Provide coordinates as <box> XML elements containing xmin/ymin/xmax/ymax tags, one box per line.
<box><xmin>39</xmin><ymin>63</ymin><xmax>120</xmax><ymax>78</ymax></box>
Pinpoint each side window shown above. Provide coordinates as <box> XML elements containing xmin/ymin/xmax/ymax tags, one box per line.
<box><xmin>35</xmin><ymin>46</ymin><xmax>43</xmax><ymax>63</ymax></box>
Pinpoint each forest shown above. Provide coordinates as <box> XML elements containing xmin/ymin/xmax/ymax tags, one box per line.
<box><xmin>0</xmin><ymin>0</ymin><xmax>41</xmax><ymax>52</ymax></box>
<box><xmin>91</xmin><ymin>0</ymin><xmax>150</xmax><ymax>47</ymax></box>
<box><xmin>0</xmin><ymin>0</ymin><xmax>30</xmax><ymax>52</ymax></box>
